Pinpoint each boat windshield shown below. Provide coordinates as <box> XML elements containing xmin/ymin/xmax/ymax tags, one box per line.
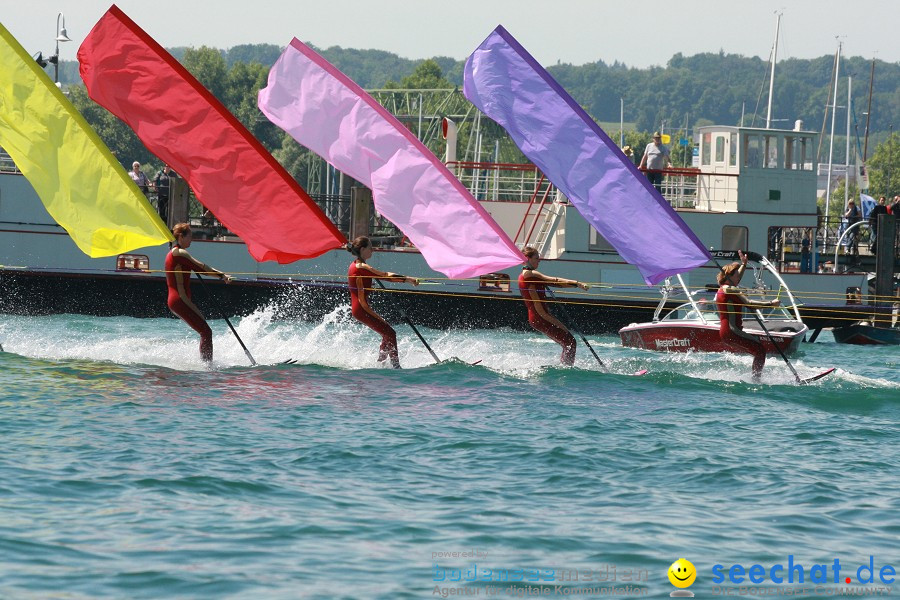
<box><xmin>662</xmin><ymin>301</ymin><xmax>797</xmax><ymax>323</ymax></box>
<box><xmin>661</xmin><ymin>301</ymin><xmax>719</xmax><ymax>322</ymax></box>
<box><xmin>753</xmin><ymin>305</ymin><xmax>796</xmax><ymax>321</ymax></box>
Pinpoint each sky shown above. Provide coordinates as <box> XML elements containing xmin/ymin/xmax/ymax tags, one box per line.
<box><xmin>4</xmin><ymin>0</ymin><xmax>898</xmax><ymax>69</ymax></box>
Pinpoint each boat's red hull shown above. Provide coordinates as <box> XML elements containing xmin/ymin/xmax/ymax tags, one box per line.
<box><xmin>619</xmin><ymin>322</ymin><xmax>805</xmax><ymax>355</ymax></box>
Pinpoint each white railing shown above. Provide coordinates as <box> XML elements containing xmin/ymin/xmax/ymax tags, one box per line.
<box><xmin>0</xmin><ymin>150</ymin><xmax>20</xmax><ymax>174</ymax></box>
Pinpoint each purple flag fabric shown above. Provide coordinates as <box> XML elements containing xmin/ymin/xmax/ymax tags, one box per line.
<box><xmin>258</xmin><ymin>38</ymin><xmax>524</xmax><ymax>279</ymax></box>
<box><xmin>463</xmin><ymin>26</ymin><xmax>710</xmax><ymax>285</ymax></box>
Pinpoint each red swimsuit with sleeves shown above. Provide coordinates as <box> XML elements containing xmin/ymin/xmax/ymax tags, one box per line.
<box><xmin>166</xmin><ymin>246</ymin><xmax>213</xmax><ymax>361</ymax></box>
<box><xmin>348</xmin><ymin>260</ymin><xmax>399</xmax><ymax>367</ymax></box>
<box><xmin>518</xmin><ymin>269</ymin><xmax>576</xmax><ymax>365</ymax></box>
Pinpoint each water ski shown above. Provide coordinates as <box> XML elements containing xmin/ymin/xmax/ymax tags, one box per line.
<box><xmin>800</xmin><ymin>367</ymin><xmax>835</xmax><ymax>384</ymax></box>
<box><xmin>278</xmin><ymin>359</ymin><xmax>297</xmax><ymax>365</ymax></box>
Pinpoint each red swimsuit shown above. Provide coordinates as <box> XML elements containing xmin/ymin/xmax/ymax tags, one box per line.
<box><xmin>518</xmin><ymin>269</ymin><xmax>576</xmax><ymax>365</ymax></box>
<box><xmin>716</xmin><ymin>286</ymin><xmax>766</xmax><ymax>377</ymax></box>
<box><xmin>348</xmin><ymin>261</ymin><xmax>400</xmax><ymax>368</ymax></box>
<box><xmin>166</xmin><ymin>245</ymin><xmax>213</xmax><ymax>362</ymax></box>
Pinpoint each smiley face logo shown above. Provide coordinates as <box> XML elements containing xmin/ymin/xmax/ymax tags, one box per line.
<box><xmin>668</xmin><ymin>558</ymin><xmax>697</xmax><ymax>588</ymax></box>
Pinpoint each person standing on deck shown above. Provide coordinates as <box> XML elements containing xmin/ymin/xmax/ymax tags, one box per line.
<box><xmin>518</xmin><ymin>246</ymin><xmax>590</xmax><ymax>366</ymax></box>
<box><xmin>843</xmin><ymin>200</ymin><xmax>861</xmax><ymax>259</ymax></box>
<box><xmin>130</xmin><ymin>161</ymin><xmax>153</xmax><ymax>196</ymax></box>
<box><xmin>638</xmin><ymin>132</ymin><xmax>671</xmax><ymax>192</ymax></box>
<box><xmin>346</xmin><ymin>236</ymin><xmax>419</xmax><ymax>368</ymax></box>
<box><xmin>716</xmin><ymin>250</ymin><xmax>781</xmax><ymax>381</ymax></box>
<box><xmin>154</xmin><ymin>164</ymin><xmax>175</xmax><ymax>224</ymax></box>
<box><xmin>166</xmin><ymin>223</ymin><xmax>232</xmax><ymax>363</ymax></box>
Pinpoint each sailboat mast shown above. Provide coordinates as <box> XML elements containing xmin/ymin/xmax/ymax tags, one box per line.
<box><xmin>845</xmin><ymin>75</ymin><xmax>851</xmax><ymax>212</ymax></box>
<box><xmin>766</xmin><ymin>12</ymin><xmax>781</xmax><ymax>129</ymax></box>
<box><xmin>817</xmin><ymin>49</ymin><xmax>839</xmax><ymax>162</ymax></box>
<box><xmin>823</xmin><ymin>40</ymin><xmax>842</xmax><ymax>249</ymax></box>
<box><xmin>863</xmin><ymin>58</ymin><xmax>875</xmax><ymax>162</ymax></box>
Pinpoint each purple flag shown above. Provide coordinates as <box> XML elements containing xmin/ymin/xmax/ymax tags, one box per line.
<box><xmin>463</xmin><ymin>26</ymin><xmax>710</xmax><ymax>285</ymax></box>
<box><xmin>258</xmin><ymin>38</ymin><xmax>524</xmax><ymax>279</ymax></box>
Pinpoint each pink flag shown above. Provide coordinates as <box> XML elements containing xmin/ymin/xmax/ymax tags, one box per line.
<box><xmin>258</xmin><ymin>38</ymin><xmax>523</xmax><ymax>279</ymax></box>
<box><xmin>78</xmin><ymin>6</ymin><xmax>345</xmax><ymax>263</ymax></box>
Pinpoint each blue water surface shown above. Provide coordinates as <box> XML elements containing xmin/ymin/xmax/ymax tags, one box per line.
<box><xmin>0</xmin><ymin>309</ymin><xmax>897</xmax><ymax>599</ymax></box>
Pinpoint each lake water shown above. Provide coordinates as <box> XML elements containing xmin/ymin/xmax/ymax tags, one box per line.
<box><xmin>0</xmin><ymin>306</ymin><xmax>897</xmax><ymax>599</ymax></box>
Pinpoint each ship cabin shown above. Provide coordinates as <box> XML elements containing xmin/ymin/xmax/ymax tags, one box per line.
<box><xmin>505</xmin><ymin>125</ymin><xmax>824</xmax><ymax>278</ymax></box>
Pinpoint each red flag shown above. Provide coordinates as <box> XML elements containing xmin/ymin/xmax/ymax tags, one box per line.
<box><xmin>78</xmin><ymin>5</ymin><xmax>345</xmax><ymax>263</ymax></box>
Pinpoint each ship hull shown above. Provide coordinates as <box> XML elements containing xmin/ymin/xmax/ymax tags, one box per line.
<box><xmin>619</xmin><ymin>321</ymin><xmax>807</xmax><ymax>355</ymax></box>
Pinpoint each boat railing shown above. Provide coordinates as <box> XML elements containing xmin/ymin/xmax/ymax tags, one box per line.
<box><xmin>0</xmin><ymin>149</ymin><xmax>21</xmax><ymax>174</ymax></box>
<box><xmin>449</xmin><ymin>160</ymin><xmax>738</xmax><ymax>214</ymax></box>
<box><xmin>447</xmin><ymin>161</ymin><xmax>550</xmax><ymax>202</ymax></box>
<box><xmin>767</xmin><ymin>216</ymin><xmax>899</xmax><ymax>274</ymax></box>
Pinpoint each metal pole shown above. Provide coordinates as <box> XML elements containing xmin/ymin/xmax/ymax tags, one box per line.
<box><xmin>619</xmin><ymin>98</ymin><xmax>624</xmax><ymax>148</ymax></box>
<box><xmin>54</xmin><ymin>13</ymin><xmax>62</xmax><ymax>83</ymax></box>
<box><xmin>845</xmin><ymin>75</ymin><xmax>851</xmax><ymax>213</ymax></box>
<box><xmin>889</xmin><ymin>125</ymin><xmax>894</xmax><ymax>196</ymax></box>
<box><xmin>417</xmin><ymin>93</ymin><xmax>423</xmax><ymax>141</ymax></box>
<box><xmin>863</xmin><ymin>58</ymin><xmax>875</xmax><ymax>161</ymax></box>
<box><xmin>766</xmin><ymin>12</ymin><xmax>781</xmax><ymax>129</ymax></box>
<box><xmin>824</xmin><ymin>41</ymin><xmax>842</xmax><ymax>250</ymax></box>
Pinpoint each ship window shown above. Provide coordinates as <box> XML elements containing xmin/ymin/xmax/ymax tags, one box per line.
<box><xmin>478</xmin><ymin>273</ymin><xmax>510</xmax><ymax>292</ymax></box>
<box><xmin>702</xmin><ymin>132</ymin><xmax>711</xmax><ymax>165</ymax></box>
<box><xmin>800</xmin><ymin>137</ymin><xmax>812</xmax><ymax>170</ymax></box>
<box><xmin>743</xmin><ymin>135</ymin><xmax>761</xmax><ymax>168</ymax></box>
<box><xmin>784</xmin><ymin>136</ymin><xmax>813</xmax><ymax>170</ymax></box>
<box><xmin>588</xmin><ymin>227</ymin><xmax>615</xmax><ymax>252</ymax></box>
<box><xmin>721</xmin><ymin>226</ymin><xmax>748</xmax><ymax>251</ymax></box>
<box><xmin>784</xmin><ymin>136</ymin><xmax>795</xmax><ymax>169</ymax></box>
<box><xmin>729</xmin><ymin>132</ymin><xmax>737</xmax><ymax>166</ymax></box>
<box><xmin>715</xmin><ymin>136</ymin><xmax>725</xmax><ymax>163</ymax></box>
<box><xmin>763</xmin><ymin>135</ymin><xmax>779</xmax><ymax>168</ymax></box>
<box><xmin>116</xmin><ymin>254</ymin><xmax>150</xmax><ymax>272</ymax></box>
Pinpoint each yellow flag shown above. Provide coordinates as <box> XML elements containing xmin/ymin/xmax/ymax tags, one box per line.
<box><xmin>0</xmin><ymin>23</ymin><xmax>173</xmax><ymax>257</ymax></box>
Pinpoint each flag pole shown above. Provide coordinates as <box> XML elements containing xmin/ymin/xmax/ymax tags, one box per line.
<box><xmin>195</xmin><ymin>272</ymin><xmax>257</xmax><ymax>366</ymax></box>
<box><xmin>374</xmin><ymin>279</ymin><xmax>441</xmax><ymax>364</ymax></box>
<box><xmin>545</xmin><ymin>287</ymin><xmax>606</xmax><ymax>370</ymax></box>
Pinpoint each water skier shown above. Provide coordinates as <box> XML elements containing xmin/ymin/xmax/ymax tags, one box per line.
<box><xmin>716</xmin><ymin>250</ymin><xmax>781</xmax><ymax>380</ymax></box>
<box><xmin>166</xmin><ymin>223</ymin><xmax>232</xmax><ymax>363</ymax></box>
<box><xmin>518</xmin><ymin>246</ymin><xmax>590</xmax><ymax>366</ymax></box>
<box><xmin>346</xmin><ymin>236</ymin><xmax>419</xmax><ymax>368</ymax></box>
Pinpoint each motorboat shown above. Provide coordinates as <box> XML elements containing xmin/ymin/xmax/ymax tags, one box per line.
<box><xmin>832</xmin><ymin>322</ymin><xmax>900</xmax><ymax>345</ymax></box>
<box><xmin>619</xmin><ymin>251</ymin><xmax>809</xmax><ymax>355</ymax></box>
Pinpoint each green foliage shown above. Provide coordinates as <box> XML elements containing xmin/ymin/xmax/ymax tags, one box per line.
<box><xmin>181</xmin><ymin>46</ymin><xmax>228</xmax><ymax>100</ymax></box>
<box><xmin>66</xmin><ymin>85</ymin><xmax>154</xmax><ymax>168</ymax></box>
<box><xmin>395</xmin><ymin>59</ymin><xmax>453</xmax><ymax>89</ymax></box>
<box><xmin>824</xmin><ymin>179</ymin><xmax>861</xmax><ymax>218</ymax></box>
<box><xmin>272</xmin><ymin>136</ymin><xmax>315</xmax><ymax>188</ymax></box>
<box><xmin>60</xmin><ymin>42</ymin><xmax>899</xmax><ymax>191</ymax></box>
<box><xmin>866</xmin><ymin>133</ymin><xmax>900</xmax><ymax>197</ymax></box>
<box><xmin>59</xmin><ymin>44</ymin><xmax>900</xmax><ymax>144</ymax></box>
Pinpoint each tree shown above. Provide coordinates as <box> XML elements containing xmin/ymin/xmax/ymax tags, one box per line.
<box><xmin>67</xmin><ymin>84</ymin><xmax>153</xmax><ymax>168</ymax></box>
<box><xmin>865</xmin><ymin>132</ymin><xmax>899</xmax><ymax>197</ymax></box>
<box><xmin>824</xmin><ymin>178</ymin><xmax>860</xmax><ymax>218</ymax></box>
<box><xmin>385</xmin><ymin>59</ymin><xmax>453</xmax><ymax>90</ymax></box>
<box><xmin>181</xmin><ymin>46</ymin><xmax>228</xmax><ymax>102</ymax></box>
<box><xmin>272</xmin><ymin>136</ymin><xmax>315</xmax><ymax>189</ymax></box>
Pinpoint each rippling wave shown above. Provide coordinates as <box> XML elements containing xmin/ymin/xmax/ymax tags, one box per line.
<box><xmin>0</xmin><ymin>310</ymin><xmax>897</xmax><ymax>598</ymax></box>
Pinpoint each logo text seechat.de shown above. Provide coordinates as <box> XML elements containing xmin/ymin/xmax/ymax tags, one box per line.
<box><xmin>712</xmin><ymin>556</ymin><xmax>896</xmax><ymax>585</ymax></box>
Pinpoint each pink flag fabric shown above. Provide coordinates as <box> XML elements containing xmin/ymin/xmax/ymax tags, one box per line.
<box><xmin>257</xmin><ymin>38</ymin><xmax>523</xmax><ymax>279</ymax></box>
<box><xmin>78</xmin><ymin>6</ymin><xmax>345</xmax><ymax>263</ymax></box>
